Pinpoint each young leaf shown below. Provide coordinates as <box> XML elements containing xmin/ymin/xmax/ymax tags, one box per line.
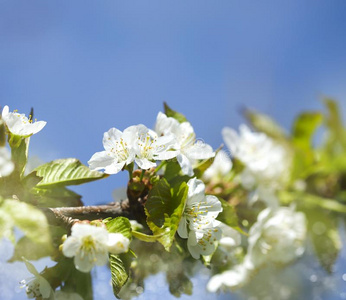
<box><xmin>1</xmin><ymin>199</ymin><xmax>53</xmax><ymax>248</ymax></box>
<box><xmin>292</xmin><ymin>112</ymin><xmax>323</xmax><ymax>151</ymax></box>
<box><xmin>164</xmin><ymin>102</ymin><xmax>188</xmax><ymax>123</ymax></box>
<box><xmin>106</xmin><ymin>217</ymin><xmax>132</xmax><ymax>240</ymax></box>
<box><xmin>110</xmin><ymin>252</ymin><xmax>134</xmax><ymax>298</ymax></box>
<box><xmin>33</xmin><ymin>158</ymin><xmax>107</xmax><ymax>188</ymax></box>
<box><xmin>216</xmin><ymin>198</ymin><xmax>241</xmax><ymax>232</ymax></box>
<box><xmin>145</xmin><ymin>178</ymin><xmax>188</xmax><ymax>251</ymax></box>
<box><xmin>31</xmin><ymin>186</ymin><xmax>83</xmax><ymax>207</ymax></box>
<box><xmin>323</xmin><ymin>98</ymin><xmax>346</xmax><ymax>152</ymax></box>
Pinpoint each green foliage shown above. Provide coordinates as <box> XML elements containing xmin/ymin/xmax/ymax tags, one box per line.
<box><xmin>216</xmin><ymin>197</ymin><xmax>240</xmax><ymax>230</ymax></box>
<box><xmin>106</xmin><ymin>216</ymin><xmax>132</xmax><ymax>240</ymax></box>
<box><xmin>31</xmin><ymin>186</ymin><xmax>82</xmax><ymax>207</ymax></box>
<box><xmin>305</xmin><ymin>208</ymin><xmax>342</xmax><ymax>273</ymax></box>
<box><xmin>145</xmin><ymin>178</ymin><xmax>188</xmax><ymax>251</ymax></box>
<box><xmin>110</xmin><ymin>253</ymin><xmax>134</xmax><ymax>298</ymax></box>
<box><xmin>290</xmin><ymin>112</ymin><xmax>323</xmax><ymax>179</ymax></box>
<box><xmin>32</xmin><ymin>158</ymin><xmax>107</xmax><ymax>188</ymax></box>
<box><xmin>0</xmin><ymin>198</ymin><xmax>52</xmax><ymax>246</ymax></box>
<box><xmin>292</xmin><ymin>112</ymin><xmax>323</xmax><ymax>151</ymax></box>
<box><xmin>164</xmin><ymin>102</ymin><xmax>188</xmax><ymax>123</ymax></box>
<box><xmin>323</xmin><ymin>98</ymin><xmax>346</xmax><ymax>152</ymax></box>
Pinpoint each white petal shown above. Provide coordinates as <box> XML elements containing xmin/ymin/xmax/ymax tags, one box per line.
<box><xmin>154</xmin><ymin>150</ymin><xmax>179</xmax><ymax>161</ymax></box>
<box><xmin>107</xmin><ymin>233</ymin><xmax>130</xmax><ymax>254</ymax></box>
<box><xmin>135</xmin><ymin>158</ymin><xmax>156</xmax><ymax>169</ymax></box>
<box><xmin>74</xmin><ymin>253</ymin><xmax>94</xmax><ymax>273</ymax></box>
<box><xmin>102</xmin><ymin>128</ymin><xmax>123</xmax><ymax>151</ymax></box>
<box><xmin>177</xmin><ymin>217</ymin><xmax>188</xmax><ymax>239</ymax></box>
<box><xmin>62</xmin><ymin>237</ymin><xmax>81</xmax><ymax>258</ymax></box>
<box><xmin>184</xmin><ymin>142</ymin><xmax>215</xmax><ymax>160</ymax></box>
<box><xmin>38</xmin><ymin>276</ymin><xmax>52</xmax><ymax>298</ymax></box>
<box><xmin>94</xmin><ymin>250</ymin><xmax>109</xmax><ymax>266</ymax></box>
<box><xmin>177</xmin><ymin>154</ymin><xmax>193</xmax><ymax>176</ymax></box>
<box><xmin>88</xmin><ymin>151</ymin><xmax>116</xmax><ymax>171</ymax></box>
<box><xmin>2</xmin><ymin>105</ymin><xmax>9</xmax><ymax>118</ymax></box>
<box><xmin>187</xmin><ymin>178</ymin><xmax>206</xmax><ymax>200</ymax></box>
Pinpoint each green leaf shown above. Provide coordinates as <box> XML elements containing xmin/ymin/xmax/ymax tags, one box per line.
<box><xmin>110</xmin><ymin>252</ymin><xmax>134</xmax><ymax>298</ymax></box>
<box><xmin>106</xmin><ymin>217</ymin><xmax>132</xmax><ymax>240</ymax></box>
<box><xmin>31</xmin><ymin>186</ymin><xmax>83</xmax><ymax>208</ymax></box>
<box><xmin>306</xmin><ymin>208</ymin><xmax>342</xmax><ymax>273</ymax></box>
<box><xmin>33</xmin><ymin>158</ymin><xmax>107</xmax><ymax>188</ymax></box>
<box><xmin>216</xmin><ymin>198</ymin><xmax>241</xmax><ymax>231</ymax></box>
<box><xmin>279</xmin><ymin>191</ymin><xmax>346</xmax><ymax>214</ymax></box>
<box><xmin>11</xmin><ymin>236</ymin><xmax>54</xmax><ymax>261</ymax></box>
<box><xmin>2</xmin><ymin>199</ymin><xmax>52</xmax><ymax>246</ymax></box>
<box><xmin>21</xmin><ymin>171</ymin><xmax>42</xmax><ymax>190</ymax></box>
<box><xmin>145</xmin><ymin>178</ymin><xmax>188</xmax><ymax>251</ymax></box>
<box><xmin>323</xmin><ymin>98</ymin><xmax>346</xmax><ymax>152</ymax></box>
<box><xmin>164</xmin><ymin>102</ymin><xmax>188</xmax><ymax>123</ymax></box>
<box><xmin>292</xmin><ymin>112</ymin><xmax>323</xmax><ymax>151</ymax></box>
<box><xmin>245</xmin><ymin>109</ymin><xmax>288</xmax><ymax>142</ymax></box>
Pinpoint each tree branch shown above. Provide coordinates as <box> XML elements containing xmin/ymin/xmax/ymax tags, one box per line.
<box><xmin>44</xmin><ymin>199</ymin><xmax>134</xmax><ymax>227</ymax></box>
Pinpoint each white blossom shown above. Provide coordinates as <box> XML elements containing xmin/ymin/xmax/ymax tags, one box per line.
<box><xmin>222</xmin><ymin>124</ymin><xmax>290</xmax><ymax>206</ymax></box>
<box><xmin>88</xmin><ymin>127</ymin><xmax>136</xmax><ymax>174</ymax></box>
<box><xmin>203</xmin><ymin>150</ymin><xmax>232</xmax><ymax>181</ymax></box>
<box><xmin>0</xmin><ymin>147</ymin><xmax>14</xmax><ymax>177</ymax></box>
<box><xmin>177</xmin><ymin>178</ymin><xmax>223</xmax><ymax>258</ymax></box>
<box><xmin>2</xmin><ymin>105</ymin><xmax>46</xmax><ymax>137</ymax></box>
<box><xmin>207</xmin><ymin>264</ymin><xmax>251</xmax><ymax>292</ymax></box>
<box><xmin>89</xmin><ymin>124</ymin><xmax>178</xmax><ymax>173</ymax></box>
<box><xmin>62</xmin><ymin>223</ymin><xmax>129</xmax><ymax>273</ymax></box>
<box><xmin>155</xmin><ymin>112</ymin><xmax>215</xmax><ymax>176</ymax></box>
<box><xmin>247</xmin><ymin>207</ymin><xmax>307</xmax><ymax>268</ymax></box>
<box><xmin>21</xmin><ymin>259</ymin><xmax>53</xmax><ymax>299</ymax></box>
<box><xmin>131</xmin><ymin>124</ymin><xmax>178</xmax><ymax>169</ymax></box>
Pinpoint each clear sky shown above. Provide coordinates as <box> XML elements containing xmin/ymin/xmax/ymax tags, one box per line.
<box><xmin>2</xmin><ymin>0</ymin><xmax>346</xmax><ymax>204</ymax></box>
<box><xmin>1</xmin><ymin>1</ymin><xmax>346</xmax><ymax>299</ymax></box>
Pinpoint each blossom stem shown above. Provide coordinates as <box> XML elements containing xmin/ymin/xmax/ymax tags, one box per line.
<box><xmin>139</xmin><ymin>169</ymin><xmax>145</xmax><ymax>181</ymax></box>
<box><xmin>154</xmin><ymin>160</ymin><xmax>166</xmax><ymax>174</ymax></box>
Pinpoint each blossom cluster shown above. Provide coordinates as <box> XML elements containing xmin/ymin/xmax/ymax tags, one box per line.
<box><xmin>88</xmin><ymin>112</ymin><xmax>215</xmax><ymax>176</ymax></box>
<box><xmin>204</xmin><ymin>124</ymin><xmax>307</xmax><ymax>292</ymax></box>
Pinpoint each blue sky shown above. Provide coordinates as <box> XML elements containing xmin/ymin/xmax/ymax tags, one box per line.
<box><xmin>2</xmin><ymin>1</ymin><xmax>346</xmax><ymax>299</ymax></box>
<box><xmin>2</xmin><ymin>1</ymin><xmax>346</xmax><ymax>202</ymax></box>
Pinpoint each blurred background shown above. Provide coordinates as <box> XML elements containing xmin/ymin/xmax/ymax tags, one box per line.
<box><xmin>1</xmin><ymin>1</ymin><xmax>346</xmax><ymax>299</ymax></box>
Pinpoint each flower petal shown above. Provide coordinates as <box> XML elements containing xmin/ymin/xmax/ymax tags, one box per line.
<box><xmin>62</xmin><ymin>237</ymin><xmax>81</xmax><ymax>258</ymax></box>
